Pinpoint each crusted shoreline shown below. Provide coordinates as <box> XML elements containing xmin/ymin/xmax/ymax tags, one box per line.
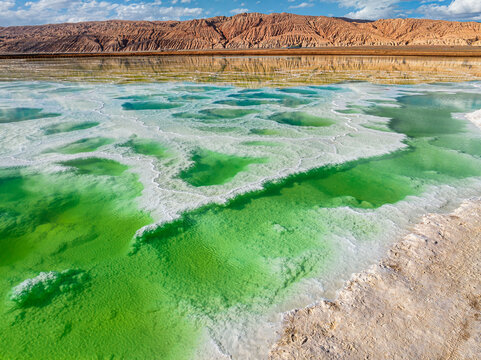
<box><xmin>270</xmin><ymin>199</ymin><xmax>481</xmax><ymax>360</ymax></box>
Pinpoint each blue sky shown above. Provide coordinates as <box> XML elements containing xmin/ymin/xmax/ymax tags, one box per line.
<box><xmin>0</xmin><ymin>0</ymin><xmax>480</xmax><ymax>26</ymax></box>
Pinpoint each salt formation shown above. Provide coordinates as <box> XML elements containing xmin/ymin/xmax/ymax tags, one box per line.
<box><xmin>10</xmin><ymin>269</ymin><xmax>88</xmax><ymax>307</ymax></box>
<box><xmin>467</xmin><ymin>109</ymin><xmax>481</xmax><ymax>130</ymax></box>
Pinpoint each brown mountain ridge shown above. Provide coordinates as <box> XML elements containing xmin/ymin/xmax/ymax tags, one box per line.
<box><xmin>1</xmin><ymin>12</ymin><xmax>481</xmax><ymax>54</ymax></box>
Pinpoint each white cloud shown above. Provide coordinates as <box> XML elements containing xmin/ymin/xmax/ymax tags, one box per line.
<box><xmin>0</xmin><ymin>0</ymin><xmax>204</xmax><ymax>26</ymax></box>
<box><xmin>0</xmin><ymin>0</ymin><xmax>14</xmax><ymax>12</ymax></box>
<box><xmin>419</xmin><ymin>0</ymin><xmax>481</xmax><ymax>20</ymax></box>
<box><xmin>26</xmin><ymin>0</ymin><xmax>75</xmax><ymax>11</ymax></box>
<box><xmin>289</xmin><ymin>2</ymin><xmax>314</xmax><ymax>9</ymax></box>
<box><xmin>333</xmin><ymin>0</ymin><xmax>400</xmax><ymax>20</ymax></box>
<box><xmin>230</xmin><ymin>8</ymin><xmax>249</xmax><ymax>14</ymax></box>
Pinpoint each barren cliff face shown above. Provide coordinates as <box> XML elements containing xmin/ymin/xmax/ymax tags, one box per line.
<box><xmin>1</xmin><ymin>12</ymin><xmax>481</xmax><ymax>53</ymax></box>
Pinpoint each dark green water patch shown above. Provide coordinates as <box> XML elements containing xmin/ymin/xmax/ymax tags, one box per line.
<box><xmin>60</xmin><ymin>158</ymin><xmax>128</xmax><ymax>176</ymax></box>
<box><xmin>311</xmin><ymin>86</ymin><xmax>343</xmax><ymax>91</ymax></box>
<box><xmin>279</xmin><ymin>88</ymin><xmax>317</xmax><ymax>95</ymax></box>
<box><xmin>196</xmin><ymin>126</ymin><xmax>239</xmax><ymax>133</ymax></box>
<box><xmin>0</xmin><ymin>83</ymin><xmax>53</xmax><ymax>91</ymax></box>
<box><xmin>198</xmin><ymin>108</ymin><xmax>259</xmax><ymax>120</ymax></box>
<box><xmin>430</xmin><ymin>136</ymin><xmax>481</xmax><ymax>158</ymax></box>
<box><xmin>214</xmin><ymin>99</ymin><xmax>273</xmax><ymax>107</ymax></box>
<box><xmin>172</xmin><ymin>112</ymin><xmax>199</xmax><ymax>119</ymax></box>
<box><xmin>174</xmin><ymin>85</ymin><xmax>228</xmax><ymax>92</ymax></box>
<box><xmin>249</xmin><ymin>128</ymin><xmax>281</xmax><ymax>136</ymax></box>
<box><xmin>241</xmin><ymin>140</ymin><xmax>280</xmax><ymax>147</ymax></box>
<box><xmin>51</xmin><ymin>137</ymin><xmax>114</xmax><ymax>154</ymax></box>
<box><xmin>364</xmin><ymin>93</ymin><xmax>481</xmax><ymax>138</ymax></box>
<box><xmin>337</xmin><ymin>106</ymin><xmax>364</xmax><ymax>114</ymax></box>
<box><xmin>362</xmin><ymin>122</ymin><xmax>393</xmax><ymax>133</ymax></box>
<box><xmin>269</xmin><ymin>112</ymin><xmax>334</xmax><ymax>127</ymax></box>
<box><xmin>116</xmin><ymin>94</ymin><xmax>164</xmax><ymax>101</ymax></box>
<box><xmin>370</xmin><ymin>99</ymin><xmax>398</xmax><ymax>104</ymax></box>
<box><xmin>119</xmin><ymin>138</ymin><xmax>168</xmax><ymax>160</ymax></box>
<box><xmin>179</xmin><ymin>149</ymin><xmax>267</xmax><ymax>186</ymax></box>
<box><xmin>47</xmin><ymin>87</ymin><xmax>86</xmax><ymax>94</ymax></box>
<box><xmin>168</xmin><ymin>94</ymin><xmax>209</xmax><ymax>101</ymax></box>
<box><xmin>0</xmin><ymin>108</ymin><xmax>61</xmax><ymax>123</ymax></box>
<box><xmin>173</xmin><ymin>108</ymin><xmax>259</xmax><ymax>121</ymax></box>
<box><xmin>228</xmin><ymin>91</ymin><xmax>310</xmax><ymax>108</ymax></box>
<box><xmin>122</xmin><ymin>101</ymin><xmax>181</xmax><ymax>111</ymax></box>
<box><xmin>43</xmin><ymin>121</ymin><xmax>99</xmax><ymax>135</ymax></box>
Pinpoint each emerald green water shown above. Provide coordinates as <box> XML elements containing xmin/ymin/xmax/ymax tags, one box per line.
<box><xmin>173</xmin><ymin>108</ymin><xmax>259</xmax><ymax>121</ymax></box>
<box><xmin>269</xmin><ymin>111</ymin><xmax>334</xmax><ymax>127</ymax></box>
<box><xmin>116</xmin><ymin>94</ymin><xmax>165</xmax><ymax>101</ymax></box>
<box><xmin>278</xmin><ymin>88</ymin><xmax>318</xmax><ymax>95</ymax></box>
<box><xmin>50</xmin><ymin>137</ymin><xmax>114</xmax><ymax>154</ymax></box>
<box><xmin>43</xmin><ymin>121</ymin><xmax>99</xmax><ymax>135</ymax></box>
<box><xmin>249</xmin><ymin>128</ymin><xmax>282</xmax><ymax>135</ymax></box>
<box><xmin>196</xmin><ymin>125</ymin><xmax>239</xmax><ymax>133</ymax></box>
<box><xmin>169</xmin><ymin>94</ymin><xmax>210</xmax><ymax>101</ymax></box>
<box><xmin>174</xmin><ymin>85</ymin><xmax>228</xmax><ymax>92</ymax></box>
<box><xmin>60</xmin><ymin>158</ymin><xmax>128</xmax><ymax>176</ymax></box>
<box><xmin>229</xmin><ymin>91</ymin><xmax>311</xmax><ymax>107</ymax></box>
<box><xmin>180</xmin><ymin>149</ymin><xmax>267</xmax><ymax>186</ymax></box>
<box><xmin>1</xmin><ymin>80</ymin><xmax>481</xmax><ymax>360</ymax></box>
<box><xmin>0</xmin><ymin>107</ymin><xmax>60</xmax><ymax>123</ymax></box>
<box><xmin>119</xmin><ymin>138</ymin><xmax>169</xmax><ymax>160</ymax></box>
<box><xmin>242</xmin><ymin>140</ymin><xmax>280</xmax><ymax>147</ymax></box>
<box><xmin>122</xmin><ymin>101</ymin><xmax>181</xmax><ymax>110</ymax></box>
<box><xmin>215</xmin><ymin>99</ymin><xmax>273</xmax><ymax>106</ymax></box>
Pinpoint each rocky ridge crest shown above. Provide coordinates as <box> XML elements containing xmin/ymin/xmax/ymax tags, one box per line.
<box><xmin>1</xmin><ymin>13</ymin><xmax>481</xmax><ymax>53</ymax></box>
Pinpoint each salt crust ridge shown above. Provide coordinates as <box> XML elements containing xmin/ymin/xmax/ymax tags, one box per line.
<box><xmin>10</xmin><ymin>269</ymin><xmax>88</xmax><ymax>307</ymax></box>
<box><xmin>467</xmin><ymin>109</ymin><xmax>481</xmax><ymax>130</ymax></box>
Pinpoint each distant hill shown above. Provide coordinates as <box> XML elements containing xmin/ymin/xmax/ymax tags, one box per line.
<box><xmin>1</xmin><ymin>12</ymin><xmax>481</xmax><ymax>54</ymax></box>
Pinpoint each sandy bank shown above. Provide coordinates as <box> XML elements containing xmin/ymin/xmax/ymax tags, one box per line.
<box><xmin>270</xmin><ymin>199</ymin><xmax>481</xmax><ymax>360</ymax></box>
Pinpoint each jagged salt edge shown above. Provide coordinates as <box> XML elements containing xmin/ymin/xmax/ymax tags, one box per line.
<box><xmin>10</xmin><ymin>271</ymin><xmax>60</xmax><ymax>302</ymax></box>
<box><xmin>466</xmin><ymin>109</ymin><xmax>481</xmax><ymax>130</ymax></box>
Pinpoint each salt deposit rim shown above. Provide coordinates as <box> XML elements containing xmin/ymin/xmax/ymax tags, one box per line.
<box><xmin>135</xmin><ymin>147</ymin><xmax>410</xmax><ymax>240</ymax></box>
<box><xmin>3</xmin><ymin>46</ymin><xmax>481</xmax><ymax>59</ymax></box>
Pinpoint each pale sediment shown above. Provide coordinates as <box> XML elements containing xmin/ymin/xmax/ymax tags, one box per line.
<box><xmin>270</xmin><ymin>199</ymin><xmax>481</xmax><ymax>360</ymax></box>
<box><xmin>467</xmin><ymin>110</ymin><xmax>481</xmax><ymax>130</ymax></box>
